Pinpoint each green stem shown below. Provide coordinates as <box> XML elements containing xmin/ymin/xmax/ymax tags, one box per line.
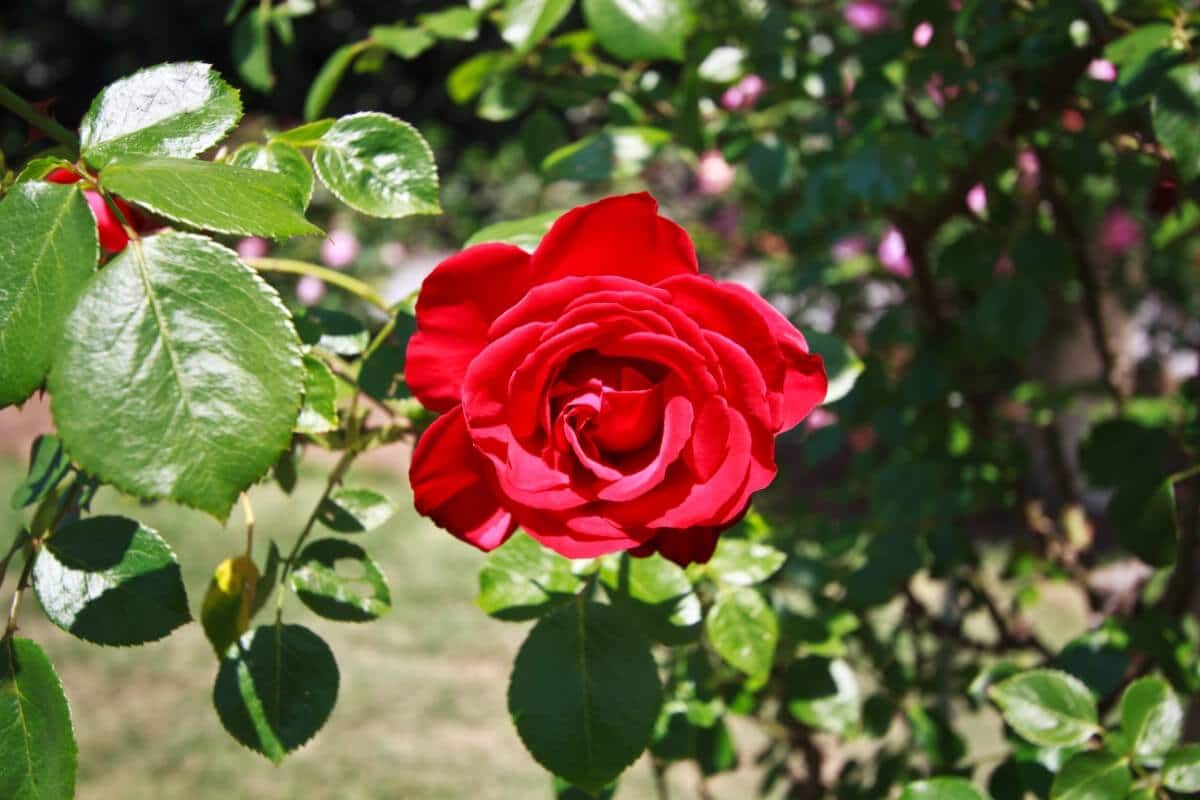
<box><xmin>1170</xmin><ymin>463</ymin><xmax>1200</xmax><ymax>484</ymax></box>
<box><xmin>245</xmin><ymin>257</ymin><xmax>391</xmax><ymax>312</ymax></box>
<box><xmin>0</xmin><ymin>84</ymin><xmax>79</xmax><ymax>151</ymax></box>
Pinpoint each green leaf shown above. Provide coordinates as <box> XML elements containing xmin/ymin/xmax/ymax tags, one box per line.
<box><xmin>233</xmin><ymin>9</ymin><xmax>274</xmax><ymax>92</ymax></box>
<box><xmin>805</xmin><ymin>331</ymin><xmax>862</xmax><ymax>406</ymax></box>
<box><xmin>1118</xmin><ymin>677</ymin><xmax>1182</xmax><ymax>765</ymax></box>
<box><xmin>988</xmin><ymin>669</ymin><xmax>1100</xmax><ymax>748</ymax></box>
<box><xmin>501</xmin><ymin>0</ymin><xmax>573</xmax><ymax>53</ymax></box>
<box><xmin>581</xmin><ymin>0</ymin><xmax>690</xmax><ymax>61</ymax></box>
<box><xmin>0</xmin><ymin>182</ymin><xmax>98</xmax><ymax>407</ymax></box>
<box><xmin>508</xmin><ymin>599</ymin><xmax>662</xmax><ymax>792</ymax></box>
<box><xmin>477</xmin><ymin>71</ymin><xmax>536</xmax><ymax>122</ymax></box>
<box><xmin>705</xmin><ymin>587</ymin><xmax>777</xmax><ymax>678</ymax></box>
<box><xmin>1107</xmin><ymin>478</ymin><xmax>1178</xmax><ymax>568</ymax></box>
<box><xmin>1153</xmin><ymin>64</ymin><xmax>1200</xmax><ymax>182</ymax></box>
<box><xmin>298</xmin><ymin>308</ymin><xmax>369</xmax><ymax>357</ymax></box>
<box><xmin>317</xmin><ymin>487</ymin><xmax>396</xmax><ymax>533</ymax></box>
<box><xmin>99</xmin><ymin>157</ymin><xmax>318</xmax><ymax>239</ymax></box>
<box><xmin>289</xmin><ymin>538</ymin><xmax>391</xmax><ymax>622</ymax></box>
<box><xmin>465</xmin><ymin>210</ymin><xmax>563</xmax><ymax>250</ymax></box>
<box><xmin>447</xmin><ymin>52</ymin><xmax>517</xmax><ymax>104</ymax></box>
<box><xmin>899</xmin><ymin>777</ymin><xmax>988</xmax><ymax>800</ymax></box>
<box><xmin>704</xmin><ymin>539</ymin><xmax>786</xmax><ymax>587</ymax></box>
<box><xmin>599</xmin><ymin>553</ymin><xmax>700</xmax><ymax>644</ymax></box>
<box><xmin>228</xmin><ymin>142</ymin><xmax>315</xmax><ymax>207</ymax></box>
<box><xmin>32</xmin><ymin>515</ymin><xmax>191</xmax><ymax>646</ymax></box>
<box><xmin>786</xmin><ymin>656</ymin><xmax>862</xmax><ymax>736</ymax></box>
<box><xmin>213</xmin><ymin>623</ymin><xmax>339</xmax><ymax>763</ymax></box>
<box><xmin>1049</xmin><ymin>751</ymin><xmax>1131</xmax><ymax>800</ymax></box>
<box><xmin>312</xmin><ymin>112</ymin><xmax>440</xmax><ymax>218</ymax></box>
<box><xmin>371</xmin><ymin>25</ymin><xmax>435</xmax><ymax>59</ymax></box>
<box><xmin>10</xmin><ymin>435</ymin><xmax>70</xmax><ymax>511</ymax></box>
<box><xmin>542</xmin><ymin>127</ymin><xmax>670</xmax><ymax>181</ymax></box>
<box><xmin>80</xmin><ymin>62</ymin><xmax>242</xmax><ymax>169</ymax></box>
<box><xmin>521</xmin><ymin>109</ymin><xmax>568</xmax><ymax>170</ymax></box>
<box><xmin>271</xmin><ymin>119</ymin><xmax>334</xmax><ymax>146</ymax></box>
<box><xmin>1080</xmin><ymin>420</ymin><xmax>1170</xmax><ymax>489</ymax></box>
<box><xmin>358</xmin><ymin>314</ymin><xmax>414</xmax><ymax>401</ymax></box>
<box><xmin>651</xmin><ymin>713</ymin><xmax>737</xmax><ymax>775</ymax></box>
<box><xmin>296</xmin><ymin>355</ymin><xmax>338</xmax><ymax>434</ymax></box>
<box><xmin>48</xmin><ymin>232</ymin><xmax>304</xmax><ymax>519</ymax></box>
<box><xmin>250</xmin><ymin>541</ymin><xmax>282</xmax><ymax>617</ymax></box>
<box><xmin>419</xmin><ymin>6</ymin><xmax>481</xmax><ymax>40</ymax></box>
<box><xmin>0</xmin><ymin>637</ymin><xmax>76</xmax><ymax>800</ymax></box>
<box><xmin>1163</xmin><ymin>743</ymin><xmax>1200</xmax><ymax>792</ymax></box>
<box><xmin>304</xmin><ymin>44</ymin><xmax>358</xmax><ymax>121</ymax></box>
<box><xmin>201</xmin><ymin>554</ymin><xmax>260</xmax><ymax>656</ymax></box>
<box><xmin>476</xmin><ymin>532</ymin><xmax>583</xmax><ymax>620</ymax></box>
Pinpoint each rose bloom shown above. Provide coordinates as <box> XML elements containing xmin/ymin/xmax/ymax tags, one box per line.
<box><xmin>406</xmin><ymin>194</ymin><xmax>827</xmax><ymax>565</ymax></box>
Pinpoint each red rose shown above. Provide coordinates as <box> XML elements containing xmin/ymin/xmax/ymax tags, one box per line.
<box><xmin>406</xmin><ymin>194</ymin><xmax>827</xmax><ymax>565</ymax></box>
<box><xmin>45</xmin><ymin>167</ymin><xmax>145</xmax><ymax>254</ymax></box>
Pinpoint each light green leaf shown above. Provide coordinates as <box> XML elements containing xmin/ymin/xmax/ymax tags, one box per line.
<box><xmin>787</xmin><ymin>656</ymin><xmax>861</xmax><ymax>736</ymax></box>
<box><xmin>599</xmin><ymin>553</ymin><xmax>700</xmax><ymax>644</ymax></box>
<box><xmin>100</xmin><ymin>157</ymin><xmax>318</xmax><ymax>239</ymax></box>
<box><xmin>502</xmin><ymin>0</ymin><xmax>573</xmax><ymax>53</ymax></box>
<box><xmin>304</xmin><ymin>44</ymin><xmax>359</xmax><ymax>121</ymax></box>
<box><xmin>705</xmin><ymin>587</ymin><xmax>777</xmax><ymax>677</ymax></box>
<box><xmin>32</xmin><ymin>515</ymin><xmax>191</xmax><ymax>646</ymax></box>
<box><xmin>508</xmin><ymin>599</ymin><xmax>662</xmax><ymax>792</ymax></box>
<box><xmin>419</xmin><ymin>6</ymin><xmax>481</xmax><ymax>40</ymax></box>
<box><xmin>296</xmin><ymin>355</ymin><xmax>338</xmax><ymax>434</ymax></box>
<box><xmin>542</xmin><ymin>126</ymin><xmax>670</xmax><ymax>181</ymax></box>
<box><xmin>312</xmin><ymin>112</ymin><xmax>440</xmax><ymax>218</ymax></box>
<box><xmin>271</xmin><ymin>119</ymin><xmax>334</xmax><ymax>146</ymax></box>
<box><xmin>0</xmin><ymin>637</ymin><xmax>76</xmax><ymax>800</ymax></box>
<box><xmin>988</xmin><ymin>669</ymin><xmax>1100</xmax><ymax>748</ymax></box>
<box><xmin>899</xmin><ymin>777</ymin><xmax>989</xmax><ymax>800</ymax></box>
<box><xmin>80</xmin><ymin>62</ymin><xmax>242</xmax><ymax>169</ymax></box>
<box><xmin>447</xmin><ymin>51</ymin><xmax>517</xmax><ymax>104</ymax></box>
<box><xmin>370</xmin><ymin>25</ymin><xmax>435</xmax><ymax>59</ymax></box>
<box><xmin>213</xmin><ymin>624</ymin><xmax>339</xmax><ymax>763</ymax></box>
<box><xmin>465</xmin><ymin>210</ymin><xmax>563</xmax><ymax>250</ymax></box>
<box><xmin>233</xmin><ymin>9</ymin><xmax>274</xmax><ymax>92</ymax></box>
<box><xmin>1118</xmin><ymin>676</ymin><xmax>1182</xmax><ymax>765</ymax></box>
<box><xmin>476</xmin><ymin>532</ymin><xmax>584</xmax><ymax>621</ymax></box>
<box><xmin>0</xmin><ymin>182</ymin><xmax>98</xmax><ymax>407</ymax></box>
<box><xmin>48</xmin><ymin>232</ymin><xmax>304</xmax><ymax>519</ymax></box>
<box><xmin>1152</xmin><ymin>64</ymin><xmax>1200</xmax><ymax>182</ymax></box>
<box><xmin>1163</xmin><ymin>743</ymin><xmax>1200</xmax><ymax>792</ymax></box>
<box><xmin>581</xmin><ymin>0</ymin><xmax>690</xmax><ymax>61</ymax></box>
<box><xmin>289</xmin><ymin>538</ymin><xmax>391</xmax><ymax>622</ymax></box>
<box><xmin>804</xmin><ymin>331</ymin><xmax>863</xmax><ymax>406</ymax></box>
<box><xmin>317</xmin><ymin>487</ymin><xmax>396</xmax><ymax>533</ymax></box>
<box><xmin>1049</xmin><ymin>751</ymin><xmax>1131</xmax><ymax>800</ymax></box>
<box><xmin>1107</xmin><ymin>478</ymin><xmax>1178</xmax><ymax>568</ymax></box>
<box><xmin>705</xmin><ymin>539</ymin><xmax>786</xmax><ymax>587</ymax></box>
<box><xmin>228</xmin><ymin>142</ymin><xmax>315</xmax><ymax>207</ymax></box>
<box><xmin>10</xmin><ymin>435</ymin><xmax>70</xmax><ymax>510</ymax></box>
<box><xmin>477</xmin><ymin>71</ymin><xmax>536</xmax><ymax>122</ymax></box>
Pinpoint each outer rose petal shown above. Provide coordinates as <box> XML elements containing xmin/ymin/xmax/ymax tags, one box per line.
<box><xmin>630</xmin><ymin>526</ymin><xmax>722</xmax><ymax>566</ymax></box>
<box><xmin>409</xmin><ymin>406</ymin><xmax>516</xmax><ymax>551</ymax></box>
<box><xmin>406</xmin><ymin>243</ymin><xmax>533</xmax><ymax>412</ymax></box>
<box><xmin>530</xmin><ymin>193</ymin><xmax>698</xmax><ymax>285</ymax></box>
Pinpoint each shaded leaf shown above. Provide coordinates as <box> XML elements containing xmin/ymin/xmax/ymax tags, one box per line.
<box><xmin>1163</xmin><ymin>743</ymin><xmax>1200</xmax><ymax>793</ymax></box>
<box><xmin>476</xmin><ymin>532</ymin><xmax>582</xmax><ymax>621</ymax></box>
<box><xmin>1049</xmin><ymin>750</ymin><xmax>1131</xmax><ymax>800</ymax></box>
<box><xmin>705</xmin><ymin>587</ymin><xmax>777</xmax><ymax>677</ymax></box>
<box><xmin>289</xmin><ymin>538</ymin><xmax>391</xmax><ymax>622</ymax></box>
<box><xmin>0</xmin><ymin>637</ymin><xmax>76</xmax><ymax>800</ymax></box>
<box><xmin>10</xmin><ymin>435</ymin><xmax>71</xmax><ymax>511</ymax></box>
<box><xmin>705</xmin><ymin>539</ymin><xmax>786</xmax><ymax>587</ymax></box>
<box><xmin>787</xmin><ymin>656</ymin><xmax>862</xmax><ymax>737</ymax></box>
<box><xmin>317</xmin><ymin>487</ymin><xmax>396</xmax><ymax>533</ymax></box>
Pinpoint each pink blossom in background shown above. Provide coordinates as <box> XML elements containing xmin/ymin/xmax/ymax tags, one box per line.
<box><xmin>379</xmin><ymin>241</ymin><xmax>409</xmax><ymax>269</ymax></box>
<box><xmin>807</xmin><ymin>407</ymin><xmax>838</xmax><ymax>430</ymax></box>
<box><xmin>1099</xmin><ymin>208</ymin><xmax>1143</xmax><ymax>255</ymax></box>
<box><xmin>966</xmin><ymin>183</ymin><xmax>988</xmax><ymax>217</ymax></box>
<box><xmin>721</xmin><ymin>74</ymin><xmax>767</xmax><ymax>111</ymax></box>
<box><xmin>296</xmin><ymin>275</ymin><xmax>326</xmax><ymax>306</ymax></box>
<box><xmin>994</xmin><ymin>253</ymin><xmax>1015</xmax><ymax>277</ymax></box>
<box><xmin>1016</xmin><ymin>148</ymin><xmax>1040</xmax><ymax>194</ymax></box>
<box><xmin>1062</xmin><ymin>109</ymin><xmax>1086</xmax><ymax>132</ymax></box>
<box><xmin>321</xmin><ymin>229</ymin><xmax>360</xmax><ymax>268</ymax></box>
<box><xmin>843</xmin><ymin>0</ymin><xmax>890</xmax><ymax>33</ymax></box>
<box><xmin>720</xmin><ymin>85</ymin><xmax>745</xmax><ymax>111</ymax></box>
<box><xmin>831</xmin><ymin>234</ymin><xmax>871</xmax><ymax>263</ymax></box>
<box><xmin>926</xmin><ymin>74</ymin><xmax>960</xmax><ymax>107</ymax></box>
<box><xmin>695</xmin><ymin>150</ymin><xmax>736</xmax><ymax>196</ymax></box>
<box><xmin>847</xmin><ymin>426</ymin><xmax>877</xmax><ymax>452</ymax></box>
<box><xmin>913</xmin><ymin>21</ymin><xmax>934</xmax><ymax>47</ymax></box>
<box><xmin>1087</xmin><ymin>59</ymin><xmax>1117</xmax><ymax>82</ymax></box>
<box><xmin>877</xmin><ymin>226</ymin><xmax>912</xmax><ymax>278</ymax></box>
<box><xmin>236</xmin><ymin>236</ymin><xmax>269</xmax><ymax>260</ymax></box>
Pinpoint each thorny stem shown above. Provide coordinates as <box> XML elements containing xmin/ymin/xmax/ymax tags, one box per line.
<box><xmin>4</xmin><ymin>553</ymin><xmax>37</xmax><ymax>638</ymax></box>
<box><xmin>246</xmin><ymin>257</ymin><xmax>392</xmax><ymax>312</ymax></box>
<box><xmin>0</xmin><ymin>84</ymin><xmax>79</xmax><ymax>150</ymax></box>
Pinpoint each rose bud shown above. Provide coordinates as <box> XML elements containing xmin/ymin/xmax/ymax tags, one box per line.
<box><xmin>45</xmin><ymin>167</ymin><xmax>142</xmax><ymax>254</ymax></box>
<box><xmin>406</xmin><ymin>194</ymin><xmax>827</xmax><ymax>565</ymax></box>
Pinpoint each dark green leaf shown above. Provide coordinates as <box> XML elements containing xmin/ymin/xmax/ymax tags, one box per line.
<box><xmin>1163</xmin><ymin>743</ymin><xmax>1200</xmax><ymax>792</ymax></box>
<box><xmin>317</xmin><ymin>487</ymin><xmax>396</xmax><ymax>533</ymax></box>
<box><xmin>289</xmin><ymin>538</ymin><xmax>391</xmax><ymax>622</ymax></box>
<box><xmin>581</xmin><ymin>0</ymin><xmax>690</xmax><ymax>61</ymax></box>
<box><xmin>80</xmin><ymin>62</ymin><xmax>242</xmax><ymax>169</ymax></box>
<box><xmin>213</xmin><ymin>624</ymin><xmax>339</xmax><ymax>763</ymax></box>
<box><xmin>704</xmin><ymin>539</ymin><xmax>786</xmax><ymax>586</ymax></box>
<box><xmin>786</xmin><ymin>656</ymin><xmax>862</xmax><ymax>736</ymax></box>
<box><xmin>599</xmin><ymin>553</ymin><xmax>700</xmax><ymax>644</ymax></box>
<box><xmin>299</xmin><ymin>308</ymin><xmax>369</xmax><ymax>356</ymax></box>
<box><xmin>313</xmin><ymin>112</ymin><xmax>440</xmax><ymax>218</ymax></box>
<box><xmin>447</xmin><ymin>52</ymin><xmax>516</xmax><ymax>104</ymax></box>
<box><xmin>370</xmin><ymin>25</ymin><xmax>435</xmax><ymax>59</ymax></box>
<box><xmin>228</xmin><ymin>142</ymin><xmax>314</xmax><ymax>207</ymax></box>
<box><xmin>553</xmin><ymin>777</ymin><xmax>616</xmax><ymax>799</ymax></box>
<box><xmin>520</xmin><ymin>109</ymin><xmax>568</xmax><ymax>170</ymax></box>
<box><xmin>10</xmin><ymin>435</ymin><xmax>70</xmax><ymax>511</ymax></box>
<box><xmin>250</xmin><ymin>541</ymin><xmax>282</xmax><ymax>617</ymax></box>
<box><xmin>0</xmin><ymin>182</ymin><xmax>98</xmax><ymax>407</ymax></box>
<box><xmin>49</xmin><ymin>232</ymin><xmax>304</xmax><ymax>519</ymax></box>
<box><xmin>989</xmin><ymin>669</ymin><xmax>1099</xmax><ymax>748</ymax></box>
<box><xmin>502</xmin><ymin>0</ymin><xmax>573</xmax><ymax>53</ymax></box>
<box><xmin>1118</xmin><ymin>677</ymin><xmax>1182</xmax><ymax>765</ymax></box>
<box><xmin>541</xmin><ymin>127</ymin><xmax>670</xmax><ymax>181</ymax></box>
<box><xmin>1080</xmin><ymin>420</ymin><xmax>1169</xmax><ymax>489</ymax></box>
<box><xmin>476</xmin><ymin>532</ymin><xmax>582</xmax><ymax>620</ymax></box>
<box><xmin>1049</xmin><ymin>750</ymin><xmax>1131</xmax><ymax>800</ymax></box>
<box><xmin>100</xmin><ymin>157</ymin><xmax>318</xmax><ymax>239</ymax></box>
<box><xmin>1108</xmin><ymin>478</ymin><xmax>1178</xmax><ymax>568</ymax></box>
<box><xmin>477</xmin><ymin>71</ymin><xmax>536</xmax><ymax>122</ymax></box>
<box><xmin>508</xmin><ymin>599</ymin><xmax>661</xmax><ymax>791</ymax></box>
<box><xmin>358</xmin><ymin>315</ymin><xmax>414</xmax><ymax>401</ymax></box>
<box><xmin>296</xmin><ymin>355</ymin><xmax>338</xmax><ymax>434</ymax></box>
<box><xmin>304</xmin><ymin>44</ymin><xmax>358</xmax><ymax>121</ymax></box>
<box><xmin>651</xmin><ymin>713</ymin><xmax>737</xmax><ymax>775</ymax></box>
<box><xmin>465</xmin><ymin>210</ymin><xmax>563</xmax><ymax>250</ymax></box>
<box><xmin>33</xmin><ymin>515</ymin><xmax>190</xmax><ymax>646</ymax></box>
<box><xmin>705</xmin><ymin>587</ymin><xmax>777</xmax><ymax>677</ymax></box>
<box><xmin>1153</xmin><ymin>64</ymin><xmax>1200</xmax><ymax>182</ymax></box>
<box><xmin>898</xmin><ymin>777</ymin><xmax>988</xmax><ymax>800</ymax></box>
<box><xmin>233</xmin><ymin>9</ymin><xmax>274</xmax><ymax>92</ymax></box>
<box><xmin>0</xmin><ymin>637</ymin><xmax>76</xmax><ymax>800</ymax></box>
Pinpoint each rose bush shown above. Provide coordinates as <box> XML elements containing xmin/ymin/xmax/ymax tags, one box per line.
<box><xmin>407</xmin><ymin>193</ymin><xmax>827</xmax><ymax>565</ymax></box>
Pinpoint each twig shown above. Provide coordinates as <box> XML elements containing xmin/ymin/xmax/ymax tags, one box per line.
<box><xmin>4</xmin><ymin>549</ymin><xmax>38</xmax><ymax>637</ymax></box>
<box><xmin>240</xmin><ymin>492</ymin><xmax>255</xmax><ymax>558</ymax></box>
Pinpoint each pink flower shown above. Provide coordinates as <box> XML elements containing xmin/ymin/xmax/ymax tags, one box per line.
<box><xmin>236</xmin><ymin>237</ymin><xmax>269</xmax><ymax>260</ymax></box>
<box><xmin>966</xmin><ymin>183</ymin><xmax>988</xmax><ymax>217</ymax></box>
<box><xmin>994</xmin><ymin>253</ymin><xmax>1015</xmax><ymax>277</ymax></box>
<box><xmin>321</xmin><ymin>229</ymin><xmax>360</xmax><ymax>269</ymax></box>
<box><xmin>1016</xmin><ymin>148</ymin><xmax>1040</xmax><ymax>194</ymax></box>
<box><xmin>379</xmin><ymin>241</ymin><xmax>409</xmax><ymax>269</ymax></box>
<box><xmin>844</xmin><ymin>0</ymin><xmax>890</xmax><ymax>33</ymax></box>
<box><xmin>296</xmin><ymin>275</ymin><xmax>326</xmax><ymax>306</ymax></box>
<box><xmin>721</xmin><ymin>74</ymin><xmax>767</xmax><ymax>112</ymax></box>
<box><xmin>807</xmin><ymin>407</ymin><xmax>838</xmax><ymax>430</ymax></box>
<box><xmin>877</xmin><ymin>226</ymin><xmax>912</xmax><ymax>278</ymax></box>
<box><xmin>695</xmin><ymin>150</ymin><xmax>736</xmax><ymax>196</ymax></box>
<box><xmin>1099</xmin><ymin>208</ymin><xmax>1142</xmax><ymax>255</ymax></box>
<box><xmin>1062</xmin><ymin>109</ymin><xmax>1086</xmax><ymax>132</ymax></box>
<box><xmin>831</xmin><ymin>234</ymin><xmax>871</xmax><ymax>263</ymax></box>
<box><xmin>926</xmin><ymin>73</ymin><xmax>959</xmax><ymax>107</ymax></box>
<box><xmin>720</xmin><ymin>85</ymin><xmax>745</xmax><ymax>111</ymax></box>
<box><xmin>1087</xmin><ymin>59</ymin><xmax>1117</xmax><ymax>82</ymax></box>
<box><xmin>913</xmin><ymin>21</ymin><xmax>934</xmax><ymax>48</ymax></box>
